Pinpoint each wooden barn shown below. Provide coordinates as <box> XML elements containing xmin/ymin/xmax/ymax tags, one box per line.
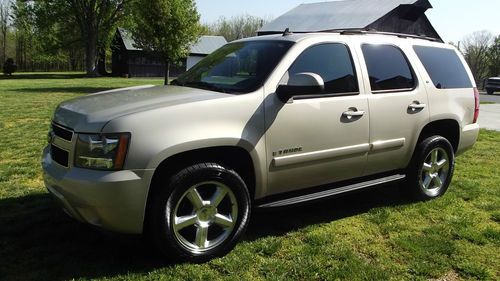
<box><xmin>111</xmin><ymin>28</ymin><xmax>227</xmax><ymax>77</ymax></box>
<box><xmin>258</xmin><ymin>0</ymin><xmax>442</xmax><ymax>41</ymax></box>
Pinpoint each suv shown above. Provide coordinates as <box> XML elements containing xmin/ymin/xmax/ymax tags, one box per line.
<box><xmin>42</xmin><ymin>32</ymin><xmax>480</xmax><ymax>262</ymax></box>
<box><xmin>485</xmin><ymin>76</ymin><xmax>500</xmax><ymax>94</ymax></box>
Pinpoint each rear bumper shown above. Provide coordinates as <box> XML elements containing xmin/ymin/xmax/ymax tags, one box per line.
<box><xmin>456</xmin><ymin>123</ymin><xmax>480</xmax><ymax>156</ymax></box>
<box><xmin>42</xmin><ymin>146</ymin><xmax>154</xmax><ymax>234</ymax></box>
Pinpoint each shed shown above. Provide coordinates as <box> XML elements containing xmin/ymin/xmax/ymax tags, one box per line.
<box><xmin>111</xmin><ymin>28</ymin><xmax>227</xmax><ymax>77</ymax></box>
<box><xmin>258</xmin><ymin>0</ymin><xmax>442</xmax><ymax>41</ymax></box>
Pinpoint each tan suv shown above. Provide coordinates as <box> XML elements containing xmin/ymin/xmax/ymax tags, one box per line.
<box><xmin>42</xmin><ymin>31</ymin><xmax>480</xmax><ymax>262</ymax></box>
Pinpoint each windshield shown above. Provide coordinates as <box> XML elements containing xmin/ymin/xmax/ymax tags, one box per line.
<box><xmin>173</xmin><ymin>41</ymin><xmax>294</xmax><ymax>94</ymax></box>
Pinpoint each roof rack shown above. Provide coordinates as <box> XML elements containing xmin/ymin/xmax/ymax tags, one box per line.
<box><xmin>320</xmin><ymin>28</ymin><xmax>443</xmax><ymax>43</ymax></box>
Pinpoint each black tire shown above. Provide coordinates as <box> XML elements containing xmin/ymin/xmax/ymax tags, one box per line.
<box><xmin>486</xmin><ymin>89</ymin><xmax>494</xmax><ymax>95</ymax></box>
<box><xmin>148</xmin><ymin>163</ymin><xmax>251</xmax><ymax>263</ymax></box>
<box><xmin>405</xmin><ymin>136</ymin><xmax>455</xmax><ymax>200</ymax></box>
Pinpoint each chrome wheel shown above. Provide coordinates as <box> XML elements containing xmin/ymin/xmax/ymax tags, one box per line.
<box><xmin>172</xmin><ymin>181</ymin><xmax>238</xmax><ymax>253</ymax></box>
<box><xmin>419</xmin><ymin>147</ymin><xmax>450</xmax><ymax>196</ymax></box>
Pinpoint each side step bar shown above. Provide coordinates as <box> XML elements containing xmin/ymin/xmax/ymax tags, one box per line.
<box><xmin>256</xmin><ymin>174</ymin><xmax>406</xmax><ymax>208</ymax></box>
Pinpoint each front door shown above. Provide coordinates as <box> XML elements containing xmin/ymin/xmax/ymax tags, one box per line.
<box><xmin>264</xmin><ymin>42</ymin><xmax>370</xmax><ymax>196</ymax></box>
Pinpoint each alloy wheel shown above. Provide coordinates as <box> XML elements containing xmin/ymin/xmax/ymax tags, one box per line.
<box><xmin>172</xmin><ymin>181</ymin><xmax>238</xmax><ymax>253</ymax></box>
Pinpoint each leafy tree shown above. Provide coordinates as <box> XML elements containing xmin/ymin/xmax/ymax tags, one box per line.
<box><xmin>207</xmin><ymin>14</ymin><xmax>267</xmax><ymax>42</ymax></box>
<box><xmin>462</xmin><ymin>30</ymin><xmax>494</xmax><ymax>83</ymax></box>
<box><xmin>32</xmin><ymin>0</ymin><xmax>129</xmax><ymax>76</ymax></box>
<box><xmin>3</xmin><ymin>57</ymin><xmax>16</xmax><ymax>74</ymax></box>
<box><xmin>131</xmin><ymin>0</ymin><xmax>201</xmax><ymax>85</ymax></box>
<box><xmin>487</xmin><ymin>35</ymin><xmax>500</xmax><ymax>77</ymax></box>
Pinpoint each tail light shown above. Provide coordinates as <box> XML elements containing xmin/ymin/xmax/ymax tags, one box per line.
<box><xmin>473</xmin><ymin>87</ymin><xmax>480</xmax><ymax>123</ymax></box>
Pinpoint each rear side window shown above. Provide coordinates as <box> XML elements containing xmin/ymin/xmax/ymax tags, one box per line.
<box><xmin>413</xmin><ymin>46</ymin><xmax>472</xmax><ymax>89</ymax></box>
<box><xmin>286</xmin><ymin>43</ymin><xmax>359</xmax><ymax>95</ymax></box>
<box><xmin>362</xmin><ymin>44</ymin><xmax>416</xmax><ymax>92</ymax></box>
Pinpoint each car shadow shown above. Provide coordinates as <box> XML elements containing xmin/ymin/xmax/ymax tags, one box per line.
<box><xmin>0</xmin><ymin>184</ymin><xmax>413</xmax><ymax>281</ymax></box>
<box><xmin>0</xmin><ymin>73</ymin><xmax>88</xmax><ymax>80</ymax></box>
<box><xmin>247</xmin><ymin>183</ymin><xmax>412</xmax><ymax>240</ymax></box>
<box><xmin>11</xmin><ymin>87</ymin><xmax>117</xmax><ymax>94</ymax></box>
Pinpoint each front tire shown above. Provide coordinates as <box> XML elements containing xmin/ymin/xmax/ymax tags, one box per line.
<box><xmin>149</xmin><ymin>163</ymin><xmax>251</xmax><ymax>262</ymax></box>
<box><xmin>486</xmin><ymin>89</ymin><xmax>494</xmax><ymax>95</ymax></box>
<box><xmin>405</xmin><ymin>136</ymin><xmax>455</xmax><ymax>200</ymax></box>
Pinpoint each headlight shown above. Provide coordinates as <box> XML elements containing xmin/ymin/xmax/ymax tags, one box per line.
<box><xmin>75</xmin><ymin>133</ymin><xmax>130</xmax><ymax>170</ymax></box>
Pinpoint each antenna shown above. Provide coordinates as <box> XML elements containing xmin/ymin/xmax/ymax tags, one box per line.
<box><xmin>283</xmin><ymin>28</ymin><xmax>293</xmax><ymax>36</ymax></box>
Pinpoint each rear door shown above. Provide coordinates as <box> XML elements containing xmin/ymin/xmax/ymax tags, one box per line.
<box><xmin>354</xmin><ymin>39</ymin><xmax>430</xmax><ymax>176</ymax></box>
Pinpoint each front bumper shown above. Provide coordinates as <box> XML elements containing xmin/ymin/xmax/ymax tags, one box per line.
<box><xmin>42</xmin><ymin>145</ymin><xmax>155</xmax><ymax>234</ymax></box>
<box><xmin>456</xmin><ymin>123</ymin><xmax>480</xmax><ymax>156</ymax></box>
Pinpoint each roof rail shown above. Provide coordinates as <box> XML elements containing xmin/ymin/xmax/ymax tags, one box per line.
<box><xmin>321</xmin><ymin>28</ymin><xmax>443</xmax><ymax>43</ymax></box>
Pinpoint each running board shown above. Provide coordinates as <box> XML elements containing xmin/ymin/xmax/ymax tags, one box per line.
<box><xmin>256</xmin><ymin>174</ymin><xmax>406</xmax><ymax>208</ymax></box>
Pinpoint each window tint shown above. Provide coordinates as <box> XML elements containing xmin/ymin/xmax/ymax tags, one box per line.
<box><xmin>362</xmin><ymin>44</ymin><xmax>415</xmax><ymax>92</ymax></box>
<box><xmin>413</xmin><ymin>46</ymin><xmax>472</xmax><ymax>89</ymax></box>
<box><xmin>286</xmin><ymin>43</ymin><xmax>358</xmax><ymax>94</ymax></box>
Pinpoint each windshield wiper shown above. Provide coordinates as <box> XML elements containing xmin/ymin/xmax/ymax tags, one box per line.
<box><xmin>183</xmin><ymin>81</ymin><xmax>227</xmax><ymax>93</ymax></box>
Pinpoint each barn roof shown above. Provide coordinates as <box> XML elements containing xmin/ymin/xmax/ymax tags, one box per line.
<box><xmin>258</xmin><ymin>0</ymin><xmax>436</xmax><ymax>37</ymax></box>
<box><xmin>189</xmin><ymin>36</ymin><xmax>228</xmax><ymax>55</ymax></box>
<box><xmin>116</xmin><ymin>28</ymin><xmax>227</xmax><ymax>55</ymax></box>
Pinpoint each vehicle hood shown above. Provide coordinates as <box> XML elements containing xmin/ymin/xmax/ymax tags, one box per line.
<box><xmin>53</xmin><ymin>85</ymin><xmax>231</xmax><ymax>132</ymax></box>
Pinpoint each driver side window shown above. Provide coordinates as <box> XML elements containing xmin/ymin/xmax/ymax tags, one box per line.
<box><xmin>281</xmin><ymin>43</ymin><xmax>359</xmax><ymax>95</ymax></box>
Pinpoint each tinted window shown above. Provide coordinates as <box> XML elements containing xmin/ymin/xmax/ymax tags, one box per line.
<box><xmin>413</xmin><ymin>46</ymin><xmax>472</xmax><ymax>89</ymax></box>
<box><xmin>285</xmin><ymin>43</ymin><xmax>358</xmax><ymax>94</ymax></box>
<box><xmin>175</xmin><ymin>41</ymin><xmax>293</xmax><ymax>94</ymax></box>
<box><xmin>362</xmin><ymin>44</ymin><xmax>415</xmax><ymax>92</ymax></box>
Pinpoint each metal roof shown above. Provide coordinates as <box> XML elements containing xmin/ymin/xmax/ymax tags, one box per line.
<box><xmin>189</xmin><ymin>36</ymin><xmax>228</xmax><ymax>55</ymax></box>
<box><xmin>258</xmin><ymin>0</ymin><xmax>431</xmax><ymax>33</ymax></box>
<box><xmin>117</xmin><ymin>28</ymin><xmax>227</xmax><ymax>55</ymax></box>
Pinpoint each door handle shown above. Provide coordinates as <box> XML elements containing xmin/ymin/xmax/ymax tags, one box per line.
<box><xmin>342</xmin><ymin>108</ymin><xmax>365</xmax><ymax>119</ymax></box>
<box><xmin>408</xmin><ymin>102</ymin><xmax>426</xmax><ymax>111</ymax></box>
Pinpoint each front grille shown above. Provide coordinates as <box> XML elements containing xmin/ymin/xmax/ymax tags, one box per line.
<box><xmin>51</xmin><ymin>144</ymin><xmax>69</xmax><ymax>167</ymax></box>
<box><xmin>52</xmin><ymin>123</ymin><xmax>73</xmax><ymax>141</ymax></box>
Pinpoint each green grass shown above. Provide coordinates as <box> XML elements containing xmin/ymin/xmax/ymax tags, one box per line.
<box><xmin>1</xmin><ymin>73</ymin><xmax>499</xmax><ymax>281</ymax></box>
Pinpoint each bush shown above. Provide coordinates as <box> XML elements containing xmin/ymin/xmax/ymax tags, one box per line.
<box><xmin>3</xmin><ymin>58</ymin><xmax>17</xmax><ymax>75</ymax></box>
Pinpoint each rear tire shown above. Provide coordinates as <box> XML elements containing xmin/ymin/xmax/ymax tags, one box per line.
<box><xmin>148</xmin><ymin>163</ymin><xmax>251</xmax><ymax>262</ymax></box>
<box><xmin>405</xmin><ymin>136</ymin><xmax>455</xmax><ymax>200</ymax></box>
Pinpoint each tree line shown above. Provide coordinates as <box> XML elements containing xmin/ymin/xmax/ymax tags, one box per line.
<box><xmin>457</xmin><ymin>31</ymin><xmax>500</xmax><ymax>85</ymax></box>
<box><xmin>1</xmin><ymin>0</ymin><xmax>497</xmax><ymax>83</ymax></box>
<box><xmin>0</xmin><ymin>0</ymin><xmax>267</xmax><ymax>78</ymax></box>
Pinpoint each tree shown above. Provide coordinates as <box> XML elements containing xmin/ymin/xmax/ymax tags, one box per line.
<box><xmin>207</xmin><ymin>14</ymin><xmax>267</xmax><ymax>42</ymax></box>
<box><xmin>3</xmin><ymin>57</ymin><xmax>16</xmax><ymax>74</ymax></box>
<box><xmin>0</xmin><ymin>0</ymin><xmax>10</xmax><ymax>63</ymax></box>
<box><xmin>32</xmin><ymin>0</ymin><xmax>129</xmax><ymax>76</ymax></box>
<box><xmin>488</xmin><ymin>35</ymin><xmax>500</xmax><ymax>77</ymax></box>
<box><xmin>131</xmin><ymin>0</ymin><xmax>201</xmax><ymax>85</ymax></box>
<box><xmin>462</xmin><ymin>30</ymin><xmax>494</xmax><ymax>83</ymax></box>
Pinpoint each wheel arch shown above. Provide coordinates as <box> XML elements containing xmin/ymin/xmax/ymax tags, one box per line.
<box><xmin>416</xmin><ymin>119</ymin><xmax>460</xmax><ymax>153</ymax></box>
<box><xmin>143</xmin><ymin>145</ymin><xmax>257</xmax><ymax>232</ymax></box>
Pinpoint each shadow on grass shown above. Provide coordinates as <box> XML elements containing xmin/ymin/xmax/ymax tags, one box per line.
<box><xmin>247</xmin><ymin>183</ymin><xmax>412</xmax><ymax>240</ymax></box>
<box><xmin>0</xmin><ymin>184</ymin><xmax>412</xmax><ymax>281</ymax></box>
<box><xmin>0</xmin><ymin>194</ymin><xmax>167</xmax><ymax>281</ymax></box>
<box><xmin>12</xmin><ymin>87</ymin><xmax>116</xmax><ymax>94</ymax></box>
<box><xmin>0</xmin><ymin>73</ymin><xmax>87</xmax><ymax>80</ymax></box>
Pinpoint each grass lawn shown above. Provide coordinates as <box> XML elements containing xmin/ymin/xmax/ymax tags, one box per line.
<box><xmin>0</xmin><ymin>73</ymin><xmax>499</xmax><ymax>281</ymax></box>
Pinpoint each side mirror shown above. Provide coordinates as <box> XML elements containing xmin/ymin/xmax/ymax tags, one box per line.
<box><xmin>276</xmin><ymin>72</ymin><xmax>325</xmax><ymax>102</ymax></box>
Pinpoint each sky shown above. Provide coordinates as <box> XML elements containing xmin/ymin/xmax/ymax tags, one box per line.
<box><xmin>195</xmin><ymin>0</ymin><xmax>500</xmax><ymax>43</ymax></box>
